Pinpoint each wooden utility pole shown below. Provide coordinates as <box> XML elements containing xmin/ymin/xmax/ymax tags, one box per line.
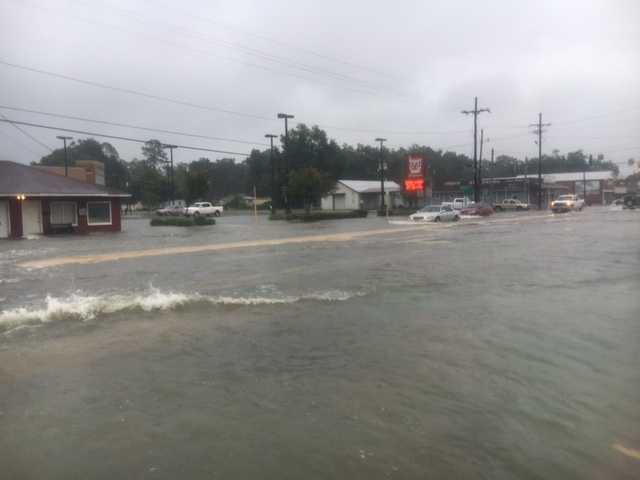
<box><xmin>530</xmin><ymin>113</ymin><xmax>551</xmax><ymax>209</ymax></box>
<box><xmin>462</xmin><ymin>98</ymin><xmax>490</xmax><ymax>202</ymax></box>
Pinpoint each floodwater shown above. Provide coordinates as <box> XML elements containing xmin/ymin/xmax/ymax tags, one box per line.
<box><xmin>1</xmin><ymin>209</ymin><xmax>639</xmax><ymax>479</ymax></box>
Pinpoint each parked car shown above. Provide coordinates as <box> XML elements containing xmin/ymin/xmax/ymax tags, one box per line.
<box><xmin>493</xmin><ymin>198</ymin><xmax>530</xmax><ymax>211</ymax></box>
<box><xmin>409</xmin><ymin>205</ymin><xmax>460</xmax><ymax>222</ymax></box>
<box><xmin>460</xmin><ymin>202</ymin><xmax>494</xmax><ymax>216</ymax></box>
<box><xmin>623</xmin><ymin>194</ymin><xmax>640</xmax><ymax>209</ymax></box>
<box><xmin>184</xmin><ymin>202</ymin><xmax>224</xmax><ymax>217</ymax></box>
<box><xmin>551</xmin><ymin>194</ymin><xmax>585</xmax><ymax>213</ymax></box>
<box><xmin>155</xmin><ymin>205</ymin><xmax>185</xmax><ymax>216</ymax></box>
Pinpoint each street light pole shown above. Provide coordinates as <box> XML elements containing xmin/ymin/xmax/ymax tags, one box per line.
<box><xmin>375</xmin><ymin>137</ymin><xmax>387</xmax><ymax>212</ymax></box>
<box><xmin>56</xmin><ymin>135</ymin><xmax>73</xmax><ymax>176</ymax></box>
<box><xmin>265</xmin><ymin>134</ymin><xmax>278</xmax><ymax>214</ymax></box>
<box><xmin>162</xmin><ymin>144</ymin><xmax>178</xmax><ymax>203</ymax></box>
<box><xmin>277</xmin><ymin>113</ymin><xmax>294</xmax><ymax>213</ymax></box>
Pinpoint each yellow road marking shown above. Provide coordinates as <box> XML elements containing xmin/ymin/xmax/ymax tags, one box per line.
<box><xmin>613</xmin><ymin>443</ymin><xmax>640</xmax><ymax>460</ymax></box>
<box><xmin>18</xmin><ymin>225</ymin><xmax>430</xmax><ymax>269</ymax></box>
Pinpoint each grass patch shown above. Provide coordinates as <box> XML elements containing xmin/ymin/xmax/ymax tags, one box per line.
<box><xmin>270</xmin><ymin>209</ymin><xmax>368</xmax><ymax>222</ymax></box>
<box><xmin>150</xmin><ymin>216</ymin><xmax>216</xmax><ymax>226</ymax></box>
<box><xmin>377</xmin><ymin>207</ymin><xmax>417</xmax><ymax>217</ymax></box>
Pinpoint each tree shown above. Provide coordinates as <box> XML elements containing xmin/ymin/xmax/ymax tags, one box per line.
<box><xmin>287</xmin><ymin>167</ymin><xmax>333</xmax><ymax>212</ymax></box>
<box><xmin>38</xmin><ymin>138</ymin><xmax>128</xmax><ymax>189</ymax></box>
<box><xmin>141</xmin><ymin>139</ymin><xmax>168</xmax><ymax>169</ymax></box>
<box><xmin>127</xmin><ymin>159</ymin><xmax>164</xmax><ymax>207</ymax></box>
<box><xmin>185</xmin><ymin>169</ymin><xmax>209</xmax><ymax>204</ymax></box>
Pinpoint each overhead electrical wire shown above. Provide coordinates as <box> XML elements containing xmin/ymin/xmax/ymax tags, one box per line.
<box><xmin>14</xmin><ymin>0</ymin><xmax>398</xmax><ymax>99</ymax></box>
<box><xmin>147</xmin><ymin>0</ymin><xmax>400</xmax><ymax>80</ymax></box>
<box><xmin>76</xmin><ymin>0</ymin><xmax>397</xmax><ymax>93</ymax></box>
<box><xmin>0</xmin><ymin>60</ymin><xmax>471</xmax><ymax>137</ymax></box>
<box><xmin>0</xmin><ymin>111</ymin><xmax>53</xmax><ymax>152</ymax></box>
<box><xmin>0</xmin><ymin>105</ymin><xmax>269</xmax><ymax>147</ymax></box>
<box><xmin>0</xmin><ymin>118</ymin><xmax>251</xmax><ymax>157</ymax></box>
<box><xmin>0</xmin><ymin>59</ymin><xmax>273</xmax><ymax>121</ymax></box>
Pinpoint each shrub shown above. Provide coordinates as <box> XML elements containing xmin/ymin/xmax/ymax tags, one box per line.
<box><xmin>150</xmin><ymin>216</ymin><xmax>215</xmax><ymax>227</ymax></box>
<box><xmin>270</xmin><ymin>209</ymin><xmax>368</xmax><ymax>222</ymax></box>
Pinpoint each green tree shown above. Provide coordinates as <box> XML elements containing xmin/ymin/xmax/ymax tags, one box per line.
<box><xmin>185</xmin><ymin>169</ymin><xmax>209</xmax><ymax>204</ymax></box>
<box><xmin>38</xmin><ymin>138</ymin><xmax>128</xmax><ymax>189</ymax></box>
<box><xmin>127</xmin><ymin>159</ymin><xmax>164</xmax><ymax>207</ymax></box>
<box><xmin>287</xmin><ymin>167</ymin><xmax>333</xmax><ymax>212</ymax></box>
<box><xmin>141</xmin><ymin>139</ymin><xmax>168</xmax><ymax>169</ymax></box>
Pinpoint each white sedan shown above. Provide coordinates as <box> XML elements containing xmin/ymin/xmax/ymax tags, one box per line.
<box><xmin>409</xmin><ymin>205</ymin><xmax>460</xmax><ymax>222</ymax></box>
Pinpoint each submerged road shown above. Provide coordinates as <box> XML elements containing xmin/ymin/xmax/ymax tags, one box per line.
<box><xmin>1</xmin><ymin>208</ymin><xmax>639</xmax><ymax>479</ymax></box>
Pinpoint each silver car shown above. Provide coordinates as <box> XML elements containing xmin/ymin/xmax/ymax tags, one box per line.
<box><xmin>409</xmin><ymin>205</ymin><xmax>460</xmax><ymax>222</ymax></box>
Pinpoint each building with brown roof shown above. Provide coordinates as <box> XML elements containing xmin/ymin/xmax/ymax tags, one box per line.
<box><xmin>0</xmin><ymin>160</ymin><xmax>130</xmax><ymax>239</ymax></box>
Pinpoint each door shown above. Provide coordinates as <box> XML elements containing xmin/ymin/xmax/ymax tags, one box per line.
<box><xmin>0</xmin><ymin>201</ymin><xmax>8</xmax><ymax>238</ymax></box>
<box><xmin>22</xmin><ymin>200</ymin><xmax>43</xmax><ymax>235</ymax></box>
<box><xmin>333</xmin><ymin>194</ymin><xmax>346</xmax><ymax>210</ymax></box>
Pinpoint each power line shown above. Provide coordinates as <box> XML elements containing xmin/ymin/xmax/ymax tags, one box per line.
<box><xmin>0</xmin><ymin>111</ymin><xmax>53</xmax><ymax>152</ymax></box>
<box><xmin>0</xmin><ymin>118</ymin><xmax>251</xmax><ymax>157</ymax></box>
<box><xmin>0</xmin><ymin>125</ymin><xmax>47</xmax><ymax>157</ymax></box>
<box><xmin>0</xmin><ymin>105</ymin><xmax>269</xmax><ymax>147</ymax></box>
<box><xmin>148</xmin><ymin>0</ymin><xmax>400</xmax><ymax>80</ymax></box>
<box><xmin>0</xmin><ymin>60</ymin><xmax>469</xmax><ymax>138</ymax></box>
<box><xmin>77</xmin><ymin>0</ymin><xmax>397</xmax><ymax>94</ymax></box>
<box><xmin>0</xmin><ymin>59</ymin><xmax>273</xmax><ymax>122</ymax></box>
<box><xmin>14</xmin><ymin>1</ymin><xmax>396</xmax><ymax>99</ymax></box>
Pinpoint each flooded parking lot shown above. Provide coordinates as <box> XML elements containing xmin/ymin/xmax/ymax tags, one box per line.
<box><xmin>1</xmin><ymin>209</ymin><xmax>639</xmax><ymax>479</ymax></box>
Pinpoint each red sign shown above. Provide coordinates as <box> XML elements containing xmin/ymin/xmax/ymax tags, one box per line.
<box><xmin>406</xmin><ymin>155</ymin><xmax>425</xmax><ymax>178</ymax></box>
<box><xmin>404</xmin><ymin>155</ymin><xmax>426</xmax><ymax>196</ymax></box>
<box><xmin>404</xmin><ymin>179</ymin><xmax>424</xmax><ymax>192</ymax></box>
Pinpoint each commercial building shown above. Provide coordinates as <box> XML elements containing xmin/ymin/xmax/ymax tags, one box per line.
<box><xmin>0</xmin><ymin>160</ymin><xmax>130</xmax><ymax>239</ymax></box>
<box><xmin>431</xmin><ymin>170</ymin><xmax>616</xmax><ymax>207</ymax></box>
<box><xmin>321</xmin><ymin>180</ymin><xmax>403</xmax><ymax>211</ymax></box>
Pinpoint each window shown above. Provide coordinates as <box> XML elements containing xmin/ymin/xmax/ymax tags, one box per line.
<box><xmin>87</xmin><ymin>201</ymin><xmax>112</xmax><ymax>225</ymax></box>
<box><xmin>50</xmin><ymin>201</ymin><xmax>77</xmax><ymax>225</ymax></box>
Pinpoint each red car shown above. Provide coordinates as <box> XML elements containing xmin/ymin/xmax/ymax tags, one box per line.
<box><xmin>460</xmin><ymin>202</ymin><xmax>494</xmax><ymax>216</ymax></box>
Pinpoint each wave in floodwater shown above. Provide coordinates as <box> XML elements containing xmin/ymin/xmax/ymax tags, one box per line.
<box><xmin>0</xmin><ymin>288</ymin><xmax>366</xmax><ymax>334</ymax></box>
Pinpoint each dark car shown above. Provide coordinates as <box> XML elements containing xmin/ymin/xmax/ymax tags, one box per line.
<box><xmin>623</xmin><ymin>194</ymin><xmax>640</xmax><ymax>209</ymax></box>
<box><xmin>460</xmin><ymin>202</ymin><xmax>494</xmax><ymax>216</ymax></box>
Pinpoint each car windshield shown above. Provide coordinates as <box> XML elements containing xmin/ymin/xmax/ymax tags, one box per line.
<box><xmin>2</xmin><ymin>3</ymin><xmax>637</xmax><ymax>479</ymax></box>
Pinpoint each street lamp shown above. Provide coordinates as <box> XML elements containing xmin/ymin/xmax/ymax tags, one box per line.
<box><xmin>265</xmin><ymin>134</ymin><xmax>278</xmax><ymax>214</ymax></box>
<box><xmin>56</xmin><ymin>135</ymin><xmax>73</xmax><ymax>176</ymax></box>
<box><xmin>375</xmin><ymin>137</ymin><xmax>387</xmax><ymax>212</ymax></box>
<box><xmin>277</xmin><ymin>113</ymin><xmax>294</xmax><ymax>213</ymax></box>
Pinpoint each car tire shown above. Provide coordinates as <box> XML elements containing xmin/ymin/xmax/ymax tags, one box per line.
<box><xmin>434</xmin><ymin>216</ymin><xmax>441</xmax><ymax>222</ymax></box>
<box><xmin>495</xmin><ymin>206</ymin><xmax>502</xmax><ymax>212</ymax></box>
<box><xmin>214</xmin><ymin>211</ymin><xmax>221</xmax><ymax>217</ymax></box>
<box><xmin>516</xmin><ymin>206</ymin><xmax>523</xmax><ymax>211</ymax></box>
<box><xmin>453</xmin><ymin>215</ymin><xmax>460</xmax><ymax>222</ymax></box>
<box><xmin>194</xmin><ymin>211</ymin><xmax>200</xmax><ymax>217</ymax></box>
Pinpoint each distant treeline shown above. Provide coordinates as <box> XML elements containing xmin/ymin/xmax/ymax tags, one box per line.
<box><xmin>37</xmin><ymin>124</ymin><xmax>621</xmax><ymax>207</ymax></box>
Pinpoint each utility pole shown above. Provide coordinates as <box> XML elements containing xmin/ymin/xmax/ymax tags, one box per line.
<box><xmin>265</xmin><ymin>134</ymin><xmax>278</xmax><ymax>214</ymax></box>
<box><xmin>462</xmin><ymin>97</ymin><xmax>490</xmax><ymax>202</ymax></box>
<box><xmin>529</xmin><ymin>113</ymin><xmax>551</xmax><ymax>210</ymax></box>
<box><xmin>162</xmin><ymin>144</ymin><xmax>178</xmax><ymax>203</ymax></box>
<box><xmin>375</xmin><ymin>137</ymin><xmax>387</xmax><ymax>212</ymax></box>
<box><xmin>479</xmin><ymin>128</ymin><xmax>484</xmax><ymax>201</ymax></box>
<box><xmin>56</xmin><ymin>135</ymin><xmax>73</xmax><ymax>176</ymax></box>
<box><xmin>277</xmin><ymin>113</ymin><xmax>294</xmax><ymax>213</ymax></box>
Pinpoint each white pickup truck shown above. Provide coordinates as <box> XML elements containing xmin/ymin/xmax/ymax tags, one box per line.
<box><xmin>184</xmin><ymin>202</ymin><xmax>223</xmax><ymax>217</ymax></box>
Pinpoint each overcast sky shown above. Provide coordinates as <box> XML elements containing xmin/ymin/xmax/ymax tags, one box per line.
<box><xmin>0</xmin><ymin>0</ymin><xmax>638</xmax><ymax>173</ymax></box>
